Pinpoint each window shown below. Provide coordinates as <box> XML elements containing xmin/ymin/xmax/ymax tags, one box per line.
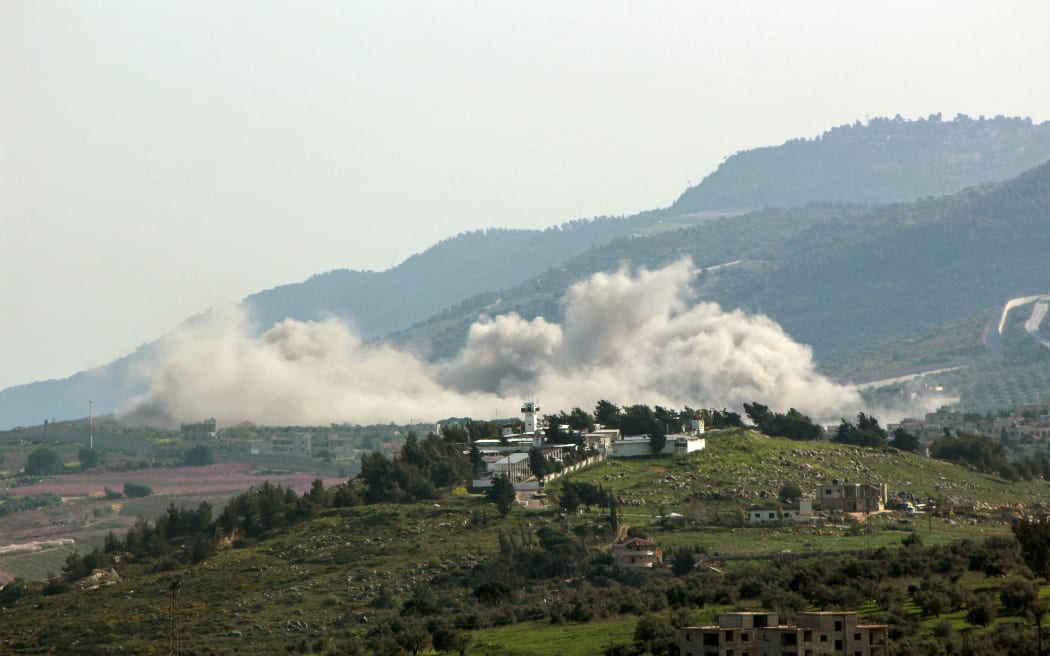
<box><xmin>854</xmin><ymin>633</ymin><xmax>861</xmax><ymax>641</ymax></box>
<box><xmin>835</xmin><ymin>640</ymin><xmax>843</xmax><ymax>650</ymax></box>
<box><xmin>834</xmin><ymin>620</ymin><xmax>843</xmax><ymax>631</ymax></box>
<box><xmin>769</xmin><ymin>512</ymin><xmax>776</xmax><ymax>519</ymax></box>
<box><xmin>741</xmin><ymin>633</ymin><xmax>749</xmax><ymax>642</ymax></box>
<box><xmin>803</xmin><ymin>631</ymin><xmax>812</xmax><ymax>642</ymax></box>
<box><xmin>821</xmin><ymin>635</ymin><xmax>828</xmax><ymax>642</ymax></box>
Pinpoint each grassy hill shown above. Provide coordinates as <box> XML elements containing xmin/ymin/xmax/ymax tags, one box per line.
<box><xmin>2</xmin><ymin>431</ymin><xmax>1049</xmax><ymax>654</ymax></box>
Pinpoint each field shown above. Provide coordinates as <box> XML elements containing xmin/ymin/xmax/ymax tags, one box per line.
<box><xmin>0</xmin><ymin>461</ymin><xmax>345</xmax><ymax>580</ymax></box>
<box><xmin>0</xmin><ymin>542</ymin><xmax>82</xmax><ymax>583</ymax></box>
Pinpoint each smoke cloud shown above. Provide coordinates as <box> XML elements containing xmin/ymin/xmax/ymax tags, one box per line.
<box><xmin>118</xmin><ymin>260</ymin><xmax>861</xmax><ymax>427</ymax></box>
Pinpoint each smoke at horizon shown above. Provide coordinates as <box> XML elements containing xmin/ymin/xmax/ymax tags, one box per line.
<box><xmin>118</xmin><ymin>260</ymin><xmax>864</xmax><ymax>428</ymax></box>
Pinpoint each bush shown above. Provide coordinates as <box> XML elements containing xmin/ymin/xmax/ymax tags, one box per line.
<box><xmin>1000</xmin><ymin>579</ymin><xmax>1039</xmax><ymax>611</ymax></box>
<box><xmin>78</xmin><ymin>448</ymin><xmax>102</xmax><ymax>470</ymax></box>
<box><xmin>123</xmin><ymin>482</ymin><xmax>153</xmax><ymax>498</ymax></box>
<box><xmin>24</xmin><ymin>448</ymin><xmax>63</xmax><ymax>476</ymax></box>
<box><xmin>967</xmin><ymin>594</ymin><xmax>997</xmax><ymax>626</ymax></box>
<box><xmin>181</xmin><ymin>444</ymin><xmax>214</xmax><ymax>467</ymax></box>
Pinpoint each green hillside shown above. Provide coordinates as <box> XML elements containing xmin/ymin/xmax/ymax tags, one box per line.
<box><xmin>3</xmin><ymin>431</ymin><xmax>1050</xmax><ymax>654</ymax></box>
<box><xmin>392</xmin><ymin>160</ymin><xmax>1050</xmax><ymax>411</ymax></box>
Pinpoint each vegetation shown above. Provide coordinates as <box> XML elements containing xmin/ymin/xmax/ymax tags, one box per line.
<box><xmin>77</xmin><ymin>447</ymin><xmax>102</xmax><ymax>469</ymax></box>
<box><xmin>23</xmin><ymin>448</ymin><xmax>63</xmax><ymax>476</ymax></box>
<box><xmin>743</xmin><ymin>402</ymin><xmax>823</xmax><ymax>441</ymax></box>
<box><xmin>7</xmin><ymin>426</ymin><xmax>1050</xmax><ymax>654</ymax></box>
<box><xmin>122</xmin><ymin>482</ymin><xmax>153</xmax><ymax>498</ymax></box>
<box><xmin>833</xmin><ymin>412</ymin><xmax>887</xmax><ymax>447</ymax></box>
<box><xmin>0</xmin><ymin>493</ymin><xmax>61</xmax><ymax>517</ymax></box>
<box><xmin>181</xmin><ymin>444</ymin><xmax>214</xmax><ymax>467</ymax></box>
<box><xmin>355</xmin><ymin>431</ymin><xmax>472</xmax><ymax>504</ymax></box>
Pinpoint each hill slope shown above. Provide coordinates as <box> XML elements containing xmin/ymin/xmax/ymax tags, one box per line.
<box><xmin>394</xmin><ymin>159</ymin><xmax>1050</xmax><ymax>381</ymax></box>
<box><xmin>6</xmin><ymin>115</ymin><xmax>1050</xmax><ymax>428</ymax></box>
<box><xmin>0</xmin><ymin>216</ymin><xmax>656</xmax><ymax>429</ymax></box>
<box><xmin>672</xmin><ymin>114</ymin><xmax>1050</xmax><ymax>213</ymax></box>
<box><xmin>0</xmin><ymin>431</ymin><xmax>1044</xmax><ymax>654</ymax></box>
<box><xmin>243</xmin><ymin>215</ymin><xmax>659</xmax><ymax>339</ymax></box>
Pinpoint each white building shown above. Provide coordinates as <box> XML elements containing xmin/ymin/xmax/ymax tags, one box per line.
<box><xmin>748</xmin><ymin>499</ymin><xmax>813</xmax><ymax>524</ymax></box>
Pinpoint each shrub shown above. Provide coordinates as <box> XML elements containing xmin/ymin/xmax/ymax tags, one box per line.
<box><xmin>123</xmin><ymin>482</ymin><xmax>153</xmax><ymax>498</ymax></box>
<box><xmin>24</xmin><ymin>448</ymin><xmax>63</xmax><ymax>475</ymax></box>
<box><xmin>181</xmin><ymin>444</ymin><xmax>214</xmax><ymax>467</ymax></box>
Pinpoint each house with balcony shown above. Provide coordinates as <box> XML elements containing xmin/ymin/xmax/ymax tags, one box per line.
<box><xmin>611</xmin><ymin>537</ymin><xmax>662</xmax><ymax>570</ymax></box>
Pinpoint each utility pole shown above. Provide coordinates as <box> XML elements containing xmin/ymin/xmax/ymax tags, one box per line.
<box><xmin>169</xmin><ymin>578</ymin><xmax>182</xmax><ymax>655</ymax></box>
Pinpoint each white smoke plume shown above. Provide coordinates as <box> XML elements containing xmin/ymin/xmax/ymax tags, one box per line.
<box><xmin>118</xmin><ymin>260</ymin><xmax>861</xmax><ymax>427</ymax></box>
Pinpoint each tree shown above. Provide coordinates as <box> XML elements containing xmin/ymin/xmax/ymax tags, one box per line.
<box><xmin>743</xmin><ymin>402</ymin><xmax>773</xmax><ymax>429</ymax></box>
<box><xmin>430</xmin><ymin>623</ymin><xmax>472</xmax><ymax>655</ymax></box>
<box><xmin>649</xmin><ymin>427</ymin><xmax>667</xmax><ymax>454</ymax></box>
<box><xmin>621</xmin><ymin>404</ymin><xmax>657</xmax><ymax>437</ymax></box>
<box><xmin>653</xmin><ymin>406</ymin><xmax>680</xmax><ymax>434</ymax></box>
<box><xmin>779</xmin><ymin>482</ymin><xmax>803</xmax><ymax>504</ymax></box>
<box><xmin>487</xmin><ymin>475</ymin><xmax>516</xmax><ymax>516</ymax></box>
<box><xmin>24</xmin><ymin>448</ymin><xmax>63</xmax><ymax>475</ymax></box>
<box><xmin>77</xmin><ymin>448</ymin><xmax>102</xmax><ymax>470</ymax></box>
<box><xmin>701</xmin><ymin>407</ymin><xmax>744</xmax><ymax>429</ymax></box>
<box><xmin>559</xmin><ymin>481</ymin><xmax>580</xmax><ymax>513</ymax></box>
<box><xmin>1001</xmin><ymin>579</ymin><xmax>1040</xmax><ymax>611</ymax></box>
<box><xmin>473</xmin><ymin>581</ymin><xmax>512</xmax><ymax>605</ymax></box>
<box><xmin>670</xmin><ymin>547</ymin><xmax>696</xmax><ymax>576</ymax></box>
<box><xmin>744</xmin><ymin>403</ymin><xmax>823</xmax><ymax>441</ymax></box>
<box><xmin>469</xmin><ymin>442</ymin><xmax>484</xmax><ymax>476</ymax></box>
<box><xmin>633</xmin><ymin>614</ymin><xmax>679</xmax><ymax>656</ymax></box>
<box><xmin>890</xmin><ymin>427</ymin><xmax>921</xmax><ymax>452</ymax></box>
<box><xmin>594</xmin><ymin>400</ymin><xmax>620</xmax><ymax>428</ymax></box>
<box><xmin>528</xmin><ymin>447</ymin><xmax>551</xmax><ymax>482</ymax></box>
<box><xmin>123</xmin><ymin>482</ymin><xmax>153</xmax><ymax>498</ymax></box>
<box><xmin>181</xmin><ymin>444</ymin><xmax>214</xmax><ymax>467</ymax></box>
<box><xmin>967</xmin><ymin>594</ymin><xmax>997</xmax><ymax>627</ymax></box>
<box><xmin>566</xmin><ymin>407</ymin><xmax>594</xmax><ymax>431</ymax></box>
<box><xmin>834</xmin><ymin>413</ymin><xmax>887</xmax><ymax>447</ymax></box>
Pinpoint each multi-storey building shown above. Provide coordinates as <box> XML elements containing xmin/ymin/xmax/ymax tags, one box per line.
<box><xmin>611</xmin><ymin>537</ymin><xmax>662</xmax><ymax>570</ymax></box>
<box><xmin>678</xmin><ymin>611</ymin><xmax>889</xmax><ymax>656</ymax></box>
<box><xmin>816</xmin><ymin>480</ymin><xmax>887</xmax><ymax>514</ymax></box>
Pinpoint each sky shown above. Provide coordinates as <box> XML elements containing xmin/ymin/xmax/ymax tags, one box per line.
<box><xmin>3</xmin><ymin>1</ymin><xmax>1050</xmax><ymax>392</ymax></box>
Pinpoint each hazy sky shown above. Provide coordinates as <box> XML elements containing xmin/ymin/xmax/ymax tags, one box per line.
<box><xmin>3</xmin><ymin>1</ymin><xmax>1049</xmax><ymax>391</ymax></box>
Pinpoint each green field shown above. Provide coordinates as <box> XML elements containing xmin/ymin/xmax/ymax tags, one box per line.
<box><xmin>0</xmin><ymin>542</ymin><xmax>82</xmax><ymax>582</ymax></box>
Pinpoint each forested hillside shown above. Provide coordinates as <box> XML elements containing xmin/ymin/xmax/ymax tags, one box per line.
<box><xmin>672</xmin><ymin>114</ymin><xmax>1050</xmax><ymax>213</ymax></box>
<box><xmin>393</xmin><ymin>160</ymin><xmax>1050</xmax><ymax>384</ymax></box>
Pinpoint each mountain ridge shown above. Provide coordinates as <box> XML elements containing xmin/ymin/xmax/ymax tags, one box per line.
<box><xmin>6</xmin><ymin>115</ymin><xmax>1050</xmax><ymax>428</ymax></box>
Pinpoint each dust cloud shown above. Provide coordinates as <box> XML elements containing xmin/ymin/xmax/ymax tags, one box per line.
<box><xmin>118</xmin><ymin>260</ymin><xmax>861</xmax><ymax>427</ymax></box>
